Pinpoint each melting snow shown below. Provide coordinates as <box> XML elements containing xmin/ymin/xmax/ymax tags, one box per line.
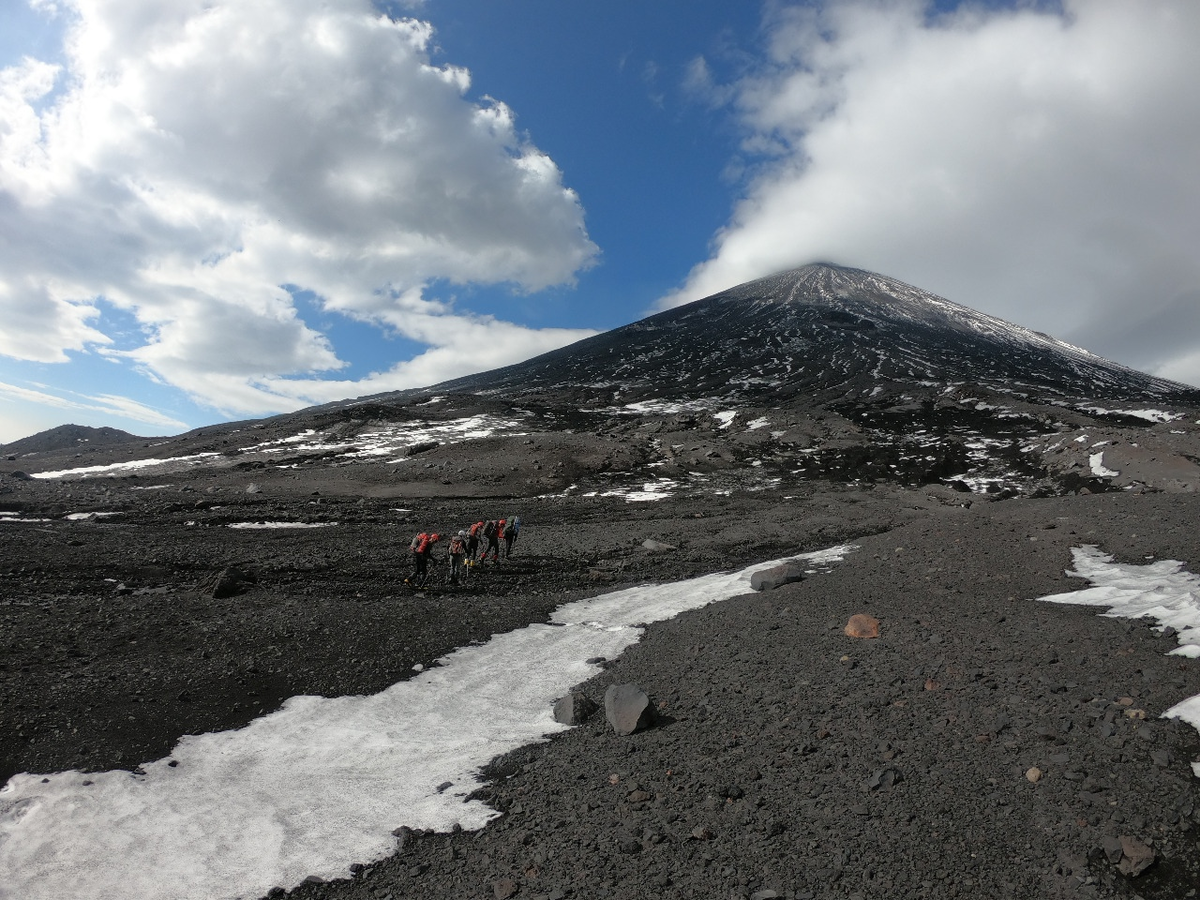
<box><xmin>713</xmin><ymin>411</ymin><xmax>736</xmax><ymax>429</ymax></box>
<box><xmin>0</xmin><ymin>546</ymin><xmax>856</xmax><ymax>900</ymax></box>
<box><xmin>1079</xmin><ymin>406</ymin><xmax>1181</xmax><ymax>423</ymax></box>
<box><xmin>1038</xmin><ymin>546</ymin><xmax>1200</xmax><ymax>774</ymax></box>
<box><xmin>227</xmin><ymin>522</ymin><xmax>337</xmax><ymax>530</ymax></box>
<box><xmin>1089</xmin><ymin>452</ymin><xmax>1119</xmax><ymax>478</ymax></box>
<box><xmin>32</xmin><ymin>453</ymin><xmax>223</xmax><ymax>480</ymax></box>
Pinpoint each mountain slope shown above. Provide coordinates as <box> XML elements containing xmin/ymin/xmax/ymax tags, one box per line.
<box><xmin>422</xmin><ymin>264</ymin><xmax>1199</xmax><ymax>407</ymax></box>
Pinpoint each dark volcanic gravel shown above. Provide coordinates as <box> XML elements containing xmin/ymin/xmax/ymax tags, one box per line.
<box><xmin>4</xmin><ymin>485</ymin><xmax>1200</xmax><ymax>899</ymax></box>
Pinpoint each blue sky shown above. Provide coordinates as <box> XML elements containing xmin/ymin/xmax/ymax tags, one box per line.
<box><xmin>1</xmin><ymin>0</ymin><xmax>1199</xmax><ymax>443</ymax></box>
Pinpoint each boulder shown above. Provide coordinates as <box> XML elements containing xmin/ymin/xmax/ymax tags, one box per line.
<box><xmin>553</xmin><ymin>691</ymin><xmax>598</xmax><ymax>726</ymax></box>
<box><xmin>844</xmin><ymin>613</ymin><xmax>881</xmax><ymax>639</ymax></box>
<box><xmin>210</xmin><ymin>566</ymin><xmax>257</xmax><ymax>600</ymax></box>
<box><xmin>604</xmin><ymin>683</ymin><xmax>656</xmax><ymax>736</ymax></box>
<box><xmin>750</xmin><ymin>563</ymin><xmax>805</xmax><ymax>591</ymax></box>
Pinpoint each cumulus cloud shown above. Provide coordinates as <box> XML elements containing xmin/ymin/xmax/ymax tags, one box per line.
<box><xmin>0</xmin><ymin>0</ymin><xmax>597</xmax><ymax>415</ymax></box>
<box><xmin>665</xmin><ymin>0</ymin><xmax>1200</xmax><ymax>387</ymax></box>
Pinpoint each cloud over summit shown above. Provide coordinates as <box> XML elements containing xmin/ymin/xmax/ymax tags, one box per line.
<box><xmin>667</xmin><ymin>0</ymin><xmax>1200</xmax><ymax>387</ymax></box>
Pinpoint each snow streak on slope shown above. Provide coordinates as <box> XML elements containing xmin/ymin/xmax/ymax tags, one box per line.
<box><xmin>0</xmin><ymin>547</ymin><xmax>854</xmax><ymax>900</ymax></box>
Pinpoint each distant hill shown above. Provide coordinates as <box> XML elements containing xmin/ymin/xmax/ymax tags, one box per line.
<box><xmin>1</xmin><ymin>424</ymin><xmax>147</xmax><ymax>457</ymax></box>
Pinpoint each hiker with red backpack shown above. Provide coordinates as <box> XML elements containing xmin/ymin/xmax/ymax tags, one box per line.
<box><xmin>467</xmin><ymin>521</ymin><xmax>484</xmax><ymax>563</ymax></box>
<box><xmin>407</xmin><ymin>531</ymin><xmax>440</xmax><ymax>587</ymax></box>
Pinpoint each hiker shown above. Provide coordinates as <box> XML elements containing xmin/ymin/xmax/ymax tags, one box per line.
<box><xmin>448</xmin><ymin>531</ymin><xmax>467</xmax><ymax>584</ymax></box>
<box><xmin>502</xmin><ymin>516</ymin><xmax>521</xmax><ymax>558</ymax></box>
<box><xmin>467</xmin><ymin>520</ymin><xmax>484</xmax><ymax>563</ymax></box>
<box><xmin>408</xmin><ymin>531</ymin><xmax>440</xmax><ymax>587</ymax></box>
<box><xmin>482</xmin><ymin>519</ymin><xmax>501</xmax><ymax>562</ymax></box>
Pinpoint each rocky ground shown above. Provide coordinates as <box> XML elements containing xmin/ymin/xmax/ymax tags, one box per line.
<box><xmin>4</xmin><ymin>457</ymin><xmax>1200</xmax><ymax>898</ymax></box>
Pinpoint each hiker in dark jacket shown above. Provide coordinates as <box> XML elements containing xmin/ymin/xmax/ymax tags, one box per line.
<box><xmin>482</xmin><ymin>519</ymin><xmax>501</xmax><ymax>562</ymax></box>
<box><xmin>502</xmin><ymin>516</ymin><xmax>521</xmax><ymax>558</ymax></box>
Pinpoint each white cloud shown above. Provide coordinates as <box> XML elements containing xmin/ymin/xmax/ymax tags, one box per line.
<box><xmin>0</xmin><ymin>0</ymin><xmax>597</xmax><ymax>414</ymax></box>
<box><xmin>665</xmin><ymin>0</ymin><xmax>1200</xmax><ymax>386</ymax></box>
<box><xmin>0</xmin><ymin>379</ymin><xmax>188</xmax><ymax>435</ymax></box>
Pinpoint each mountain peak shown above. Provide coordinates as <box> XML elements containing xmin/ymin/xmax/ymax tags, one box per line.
<box><xmin>425</xmin><ymin>264</ymin><xmax>1195</xmax><ymax>408</ymax></box>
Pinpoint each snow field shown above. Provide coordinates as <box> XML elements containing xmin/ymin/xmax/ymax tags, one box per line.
<box><xmin>0</xmin><ymin>547</ymin><xmax>854</xmax><ymax>900</ymax></box>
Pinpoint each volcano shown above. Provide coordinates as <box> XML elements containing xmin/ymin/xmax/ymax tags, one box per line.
<box><xmin>418</xmin><ymin>263</ymin><xmax>1199</xmax><ymax>408</ymax></box>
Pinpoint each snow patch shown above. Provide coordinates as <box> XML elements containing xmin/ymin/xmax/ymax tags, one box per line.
<box><xmin>1037</xmin><ymin>546</ymin><xmax>1200</xmax><ymax>775</ymax></box>
<box><xmin>0</xmin><ymin>545</ymin><xmax>856</xmax><ymax>900</ymax></box>
<box><xmin>227</xmin><ymin>522</ymin><xmax>337</xmax><ymax>530</ymax></box>
<box><xmin>1089</xmin><ymin>452</ymin><xmax>1119</xmax><ymax>478</ymax></box>
<box><xmin>1079</xmin><ymin>406</ymin><xmax>1181</xmax><ymax>423</ymax></box>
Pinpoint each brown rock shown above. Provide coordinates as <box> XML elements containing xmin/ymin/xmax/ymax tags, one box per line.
<box><xmin>1118</xmin><ymin>836</ymin><xmax>1155</xmax><ymax>876</ymax></box>
<box><xmin>844</xmin><ymin>614</ymin><xmax>880</xmax><ymax>639</ymax></box>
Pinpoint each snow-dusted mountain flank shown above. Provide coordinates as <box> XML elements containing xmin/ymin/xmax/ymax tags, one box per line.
<box><xmin>436</xmin><ymin>263</ymin><xmax>1191</xmax><ymax>405</ymax></box>
<box><xmin>6</xmin><ymin>264</ymin><xmax>1200</xmax><ymax>498</ymax></box>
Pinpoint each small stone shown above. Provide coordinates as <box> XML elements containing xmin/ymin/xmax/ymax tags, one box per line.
<box><xmin>1100</xmin><ymin>835</ymin><xmax>1124</xmax><ymax>864</ymax></box>
<box><xmin>844</xmin><ymin>614</ymin><xmax>880</xmax><ymax>639</ymax></box>
<box><xmin>641</xmin><ymin>539</ymin><xmax>677</xmax><ymax>553</ymax></box>
<box><xmin>866</xmin><ymin>767</ymin><xmax>902</xmax><ymax>790</ymax></box>
<box><xmin>1026</xmin><ymin>767</ymin><xmax>1043</xmax><ymax>783</ymax></box>
<box><xmin>690</xmin><ymin>826</ymin><xmax>714</xmax><ymax>841</ymax></box>
<box><xmin>924</xmin><ymin>678</ymin><xmax>940</xmax><ymax>691</ymax></box>
<box><xmin>493</xmin><ymin>877</ymin><xmax>519</xmax><ymax>899</ymax></box>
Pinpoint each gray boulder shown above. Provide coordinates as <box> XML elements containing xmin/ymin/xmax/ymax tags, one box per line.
<box><xmin>604</xmin><ymin>683</ymin><xmax>656</xmax><ymax>735</ymax></box>
<box><xmin>210</xmin><ymin>566</ymin><xmax>256</xmax><ymax>599</ymax></box>
<box><xmin>749</xmin><ymin>563</ymin><xmax>805</xmax><ymax>591</ymax></box>
<box><xmin>553</xmin><ymin>691</ymin><xmax>598</xmax><ymax>726</ymax></box>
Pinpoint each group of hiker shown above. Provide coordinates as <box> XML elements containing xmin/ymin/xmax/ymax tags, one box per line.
<box><xmin>406</xmin><ymin>517</ymin><xmax>521</xmax><ymax>587</ymax></box>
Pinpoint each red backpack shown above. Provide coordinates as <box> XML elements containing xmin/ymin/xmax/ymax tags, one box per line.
<box><xmin>412</xmin><ymin>532</ymin><xmax>431</xmax><ymax>554</ymax></box>
<box><xmin>469</xmin><ymin>521</ymin><xmax>484</xmax><ymax>538</ymax></box>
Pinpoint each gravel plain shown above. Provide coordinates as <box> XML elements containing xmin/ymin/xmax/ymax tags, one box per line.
<box><xmin>4</xmin><ymin>466</ymin><xmax>1200</xmax><ymax>899</ymax></box>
